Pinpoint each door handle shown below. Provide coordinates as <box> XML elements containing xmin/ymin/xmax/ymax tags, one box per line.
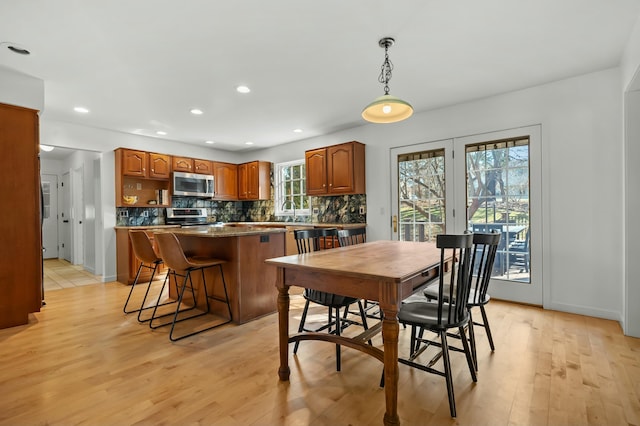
<box><xmin>392</xmin><ymin>215</ymin><xmax>397</xmax><ymax>233</ymax></box>
<box><xmin>63</xmin><ymin>220</ymin><xmax>69</xmax><ymax>223</ymax></box>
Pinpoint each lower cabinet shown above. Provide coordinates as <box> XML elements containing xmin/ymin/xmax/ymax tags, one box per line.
<box><xmin>116</xmin><ymin>228</ymin><xmax>167</xmax><ymax>285</ymax></box>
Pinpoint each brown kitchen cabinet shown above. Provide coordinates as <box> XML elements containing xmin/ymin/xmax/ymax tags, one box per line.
<box><xmin>194</xmin><ymin>158</ymin><xmax>213</xmax><ymax>175</ymax></box>
<box><xmin>172</xmin><ymin>156</ymin><xmax>194</xmax><ymax>172</ymax></box>
<box><xmin>116</xmin><ymin>228</ymin><xmax>167</xmax><ymax>285</ymax></box>
<box><xmin>238</xmin><ymin>161</ymin><xmax>271</xmax><ymax>200</ymax></box>
<box><xmin>0</xmin><ymin>103</ymin><xmax>42</xmax><ymax>329</ymax></box>
<box><xmin>148</xmin><ymin>153</ymin><xmax>171</xmax><ymax>179</ymax></box>
<box><xmin>305</xmin><ymin>141</ymin><xmax>365</xmax><ymax>195</ymax></box>
<box><xmin>213</xmin><ymin>161</ymin><xmax>238</xmax><ymax>200</ymax></box>
<box><xmin>115</xmin><ymin>149</ymin><xmax>171</xmax><ymax>207</ymax></box>
<box><xmin>117</xmin><ymin>149</ymin><xmax>170</xmax><ymax>179</ymax></box>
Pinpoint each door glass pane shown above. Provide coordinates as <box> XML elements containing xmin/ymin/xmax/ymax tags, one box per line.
<box><xmin>397</xmin><ymin>149</ymin><xmax>446</xmax><ymax>241</ymax></box>
<box><xmin>466</xmin><ymin>138</ymin><xmax>530</xmax><ymax>283</ymax></box>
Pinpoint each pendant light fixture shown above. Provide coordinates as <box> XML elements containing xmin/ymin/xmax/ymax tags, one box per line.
<box><xmin>362</xmin><ymin>37</ymin><xmax>413</xmax><ymax>124</ymax></box>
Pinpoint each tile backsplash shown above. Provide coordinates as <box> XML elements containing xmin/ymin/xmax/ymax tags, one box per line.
<box><xmin>115</xmin><ymin>194</ymin><xmax>366</xmax><ymax>226</ymax></box>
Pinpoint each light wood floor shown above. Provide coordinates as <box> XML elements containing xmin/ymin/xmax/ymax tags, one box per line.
<box><xmin>0</xmin><ymin>281</ymin><xmax>638</xmax><ymax>426</ymax></box>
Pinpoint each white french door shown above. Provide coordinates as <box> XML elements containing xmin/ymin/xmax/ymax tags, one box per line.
<box><xmin>391</xmin><ymin>125</ymin><xmax>542</xmax><ymax>305</ymax></box>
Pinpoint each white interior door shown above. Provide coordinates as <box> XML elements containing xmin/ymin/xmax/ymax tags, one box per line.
<box><xmin>61</xmin><ymin>172</ymin><xmax>71</xmax><ymax>262</ymax></box>
<box><xmin>41</xmin><ymin>174</ymin><xmax>59</xmax><ymax>259</ymax></box>
<box><xmin>391</xmin><ymin>125</ymin><xmax>542</xmax><ymax>305</ymax></box>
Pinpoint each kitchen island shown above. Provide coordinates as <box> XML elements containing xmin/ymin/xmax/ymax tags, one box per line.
<box><xmin>151</xmin><ymin>225</ymin><xmax>286</xmax><ymax>324</ymax></box>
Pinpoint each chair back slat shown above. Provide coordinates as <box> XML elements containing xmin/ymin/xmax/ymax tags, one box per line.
<box><xmin>294</xmin><ymin>228</ymin><xmax>338</xmax><ymax>253</ymax></box>
<box><xmin>436</xmin><ymin>233</ymin><xmax>473</xmax><ymax>325</ymax></box>
<box><xmin>337</xmin><ymin>227</ymin><xmax>366</xmax><ymax>247</ymax></box>
<box><xmin>468</xmin><ymin>232</ymin><xmax>501</xmax><ymax>305</ymax></box>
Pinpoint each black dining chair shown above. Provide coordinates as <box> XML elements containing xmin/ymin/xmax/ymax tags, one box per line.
<box><xmin>397</xmin><ymin>233</ymin><xmax>476</xmax><ymax>418</ymax></box>
<box><xmin>293</xmin><ymin>228</ymin><xmax>370</xmax><ymax>371</ymax></box>
<box><xmin>423</xmin><ymin>231</ymin><xmax>501</xmax><ymax>370</ymax></box>
<box><xmin>337</xmin><ymin>227</ymin><xmax>380</xmax><ymax>319</ymax></box>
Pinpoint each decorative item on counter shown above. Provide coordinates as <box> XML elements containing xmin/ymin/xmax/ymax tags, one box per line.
<box><xmin>123</xmin><ymin>195</ymin><xmax>138</xmax><ymax>205</ymax></box>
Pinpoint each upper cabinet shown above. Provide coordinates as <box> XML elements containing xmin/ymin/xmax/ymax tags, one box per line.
<box><xmin>238</xmin><ymin>161</ymin><xmax>271</xmax><ymax>200</ymax></box>
<box><xmin>148</xmin><ymin>153</ymin><xmax>171</xmax><ymax>179</ymax></box>
<box><xmin>173</xmin><ymin>157</ymin><xmax>213</xmax><ymax>175</ymax></box>
<box><xmin>120</xmin><ymin>149</ymin><xmax>170</xmax><ymax>180</ymax></box>
<box><xmin>172</xmin><ymin>156</ymin><xmax>193</xmax><ymax>173</ymax></box>
<box><xmin>194</xmin><ymin>159</ymin><xmax>213</xmax><ymax>175</ymax></box>
<box><xmin>305</xmin><ymin>141</ymin><xmax>365</xmax><ymax>196</ymax></box>
<box><xmin>213</xmin><ymin>162</ymin><xmax>238</xmax><ymax>200</ymax></box>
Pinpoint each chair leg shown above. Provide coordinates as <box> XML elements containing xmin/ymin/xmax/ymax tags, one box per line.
<box><xmin>459</xmin><ymin>326</ymin><xmax>477</xmax><ymax>382</ymax></box>
<box><xmin>467</xmin><ymin>310</ymin><xmax>478</xmax><ymax>371</ymax></box>
<box><xmin>293</xmin><ymin>299</ymin><xmax>311</xmax><ymax>354</ymax></box>
<box><xmin>137</xmin><ymin>271</ymin><xmax>174</xmax><ymax>323</ymax></box>
<box><xmin>334</xmin><ymin>307</ymin><xmax>341</xmax><ymax>372</ymax></box>
<box><xmin>168</xmin><ymin>266</ymin><xmax>233</xmax><ymax>342</ymax></box>
<box><xmin>123</xmin><ymin>263</ymin><xmax>147</xmax><ymax>314</ymax></box>
<box><xmin>356</xmin><ymin>301</ymin><xmax>372</xmax><ymax>345</ymax></box>
<box><xmin>479</xmin><ymin>305</ymin><xmax>495</xmax><ymax>351</ymax></box>
<box><xmin>169</xmin><ymin>271</ymin><xmax>196</xmax><ymax>341</ymax></box>
<box><xmin>439</xmin><ymin>330</ymin><xmax>457</xmax><ymax>418</ymax></box>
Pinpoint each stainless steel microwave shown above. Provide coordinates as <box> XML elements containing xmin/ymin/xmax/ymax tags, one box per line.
<box><xmin>172</xmin><ymin>171</ymin><xmax>215</xmax><ymax>197</ymax></box>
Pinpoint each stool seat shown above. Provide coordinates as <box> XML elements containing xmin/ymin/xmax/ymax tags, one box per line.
<box><xmin>150</xmin><ymin>232</ymin><xmax>232</xmax><ymax>341</ymax></box>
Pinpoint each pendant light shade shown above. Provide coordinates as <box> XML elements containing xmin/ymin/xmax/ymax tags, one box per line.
<box><xmin>362</xmin><ymin>37</ymin><xmax>413</xmax><ymax>124</ymax></box>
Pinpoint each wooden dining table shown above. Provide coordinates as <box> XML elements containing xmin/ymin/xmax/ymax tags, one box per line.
<box><xmin>265</xmin><ymin>240</ymin><xmax>444</xmax><ymax>426</ymax></box>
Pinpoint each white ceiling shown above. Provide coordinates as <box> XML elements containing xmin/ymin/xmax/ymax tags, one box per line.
<box><xmin>2</xmin><ymin>0</ymin><xmax>639</xmax><ymax>153</ymax></box>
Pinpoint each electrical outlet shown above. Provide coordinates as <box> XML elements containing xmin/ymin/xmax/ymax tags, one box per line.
<box><xmin>119</xmin><ymin>210</ymin><xmax>129</xmax><ymax>218</ymax></box>
<box><xmin>359</xmin><ymin>206</ymin><xmax>365</xmax><ymax>215</ymax></box>
<box><xmin>313</xmin><ymin>208</ymin><xmax>319</xmax><ymax>215</ymax></box>
<box><xmin>142</xmin><ymin>210</ymin><xmax>149</xmax><ymax>217</ymax></box>
<box><xmin>136</xmin><ymin>183</ymin><xmax>142</xmax><ymax>190</ymax></box>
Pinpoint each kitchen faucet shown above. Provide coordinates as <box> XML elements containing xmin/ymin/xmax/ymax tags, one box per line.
<box><xmin>281</xmin><ymin>199</ymin><xmax>297</xmax><ymax>220</ymax></box>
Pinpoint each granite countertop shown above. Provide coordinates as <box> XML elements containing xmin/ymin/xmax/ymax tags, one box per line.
<box><xmin>152</xmin><ymin>225</ymin><xmax>286</xmax><ymax>238</ymax></box>
<box><xmin>114</xmin><ymin>224</ymin><xmax>181</xmax><ymax>230</ymax></box>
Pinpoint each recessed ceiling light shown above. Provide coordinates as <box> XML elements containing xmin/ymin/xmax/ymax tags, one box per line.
<box><xmin>190</xmin><ymin>108</ymin><xmax>203</xmax><ymax>115</ymax></box>
<box><xmin>205</xmin><ymin>140</ymin><xmax>215</xmax><ymax>144</ymax></box>
<box><xmin>74</xmin><ymin>106</ymin><xmax>89</xmax><ymax>113</ymax></box>
<box><xmin>6</xmin><ymin>44</ymin><xmax>30</xmax><ymax>55</ymax></box>
<box><xmin>245</xmin><ymin>141</ymin><xmax>254</xmax><ymax>145</ymax></box>
<box><xmin>156</xmin><ymin>131</ymin><xmax>167</xmax><ymax>136</ymax></box>
<box><xmin>40</xmin><ymin>144</ymin><xmax>54</xmax><ymax>152</ymax></box>
<box><xmin>293</xmin><ymin>128</ymin><xmax>303</xmax><ymax>133</ymax></box>
<box><xmin>236</xmin><ymin>85</ymin><xmax>251</xmax><ymax>94</ymax></box>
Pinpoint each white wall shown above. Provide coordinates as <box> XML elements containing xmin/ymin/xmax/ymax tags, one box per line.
<box><xmin>622</xmin><ymin>14</ymin><xmax>640</xmax><ymax>92</ymax></box>
<box><xmin>0</xmin><ymin>66</ymin><xmax>44</xmax><ymax>111</ymax></box>
<box><xmin>622</xmin><ymin>13</ymin><xmax>640</xmax><ymax>337</ymax></box>
<box><xmin>624</xmin><ymin>89</ymin><xmax>640</xmax><ymax>338</ymax></box>
<box><xmin>256</xmin><ymin>68</ymin><xmax>624</xmax><ymax>323</ymax></box>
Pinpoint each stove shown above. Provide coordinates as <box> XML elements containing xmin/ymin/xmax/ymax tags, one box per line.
<box><xmin>165</xmin><ymin>207</ymin><xmax>208</xmax><ymax>226</ymax></box>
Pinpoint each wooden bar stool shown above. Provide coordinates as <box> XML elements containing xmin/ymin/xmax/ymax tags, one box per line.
<box><xmin>123</xmin><ymin>230</ymin><xmax>170</xmax><ymax>323</ymax></box>
<box><xmin>150</xmin><ymin>232</ymin><xmax>232</xmax><ymax>341</ymax></box>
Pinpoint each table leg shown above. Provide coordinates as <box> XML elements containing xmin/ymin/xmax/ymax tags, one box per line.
<box><xmin>276</xmin><ymin>274</ymin><xmax>290</xmax><ymax>381</ymax></box>
<box><xmin>381</xmin><ymin>304</ymin><xmax>401</xmax><ymax>426</ymax></box>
